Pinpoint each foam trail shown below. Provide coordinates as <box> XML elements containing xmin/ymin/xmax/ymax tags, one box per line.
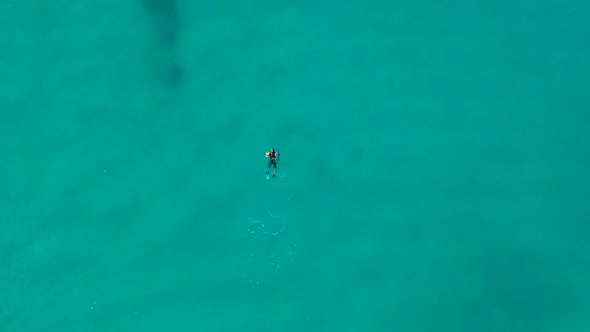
<box><xmin>242</xmin><ymin>195</ymin><xmax>294</xmax><ymax>288</ymax></box>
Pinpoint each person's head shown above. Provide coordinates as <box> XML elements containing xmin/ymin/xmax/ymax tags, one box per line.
<box><xmin>271</xmin><ymin>148</ymin><xmax>275</xmax><ymax>153</ymax></box>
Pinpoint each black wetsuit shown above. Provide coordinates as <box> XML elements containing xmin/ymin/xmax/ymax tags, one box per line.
<box><xmin>267</xmin><ymin>151</ymin><xmax>277</xmax><ymax>169</ymax></box>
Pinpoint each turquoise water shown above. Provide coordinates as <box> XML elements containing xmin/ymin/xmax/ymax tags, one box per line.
<box><xmin>1</xmin><ymin>1</ymin><xmax>589</xmax><ymax>331</ymax></box>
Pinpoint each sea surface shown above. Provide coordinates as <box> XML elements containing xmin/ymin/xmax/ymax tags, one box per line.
<box><xmin>1</xmin><ymin>1</ymin><xmax>589</xmax><ymax>331</ymax></box>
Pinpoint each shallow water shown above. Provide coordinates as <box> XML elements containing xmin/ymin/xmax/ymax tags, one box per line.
<box><xmin>1</xmin><ymin>1</ymin><xmax>589</xmax><ymax>331</ymax></box>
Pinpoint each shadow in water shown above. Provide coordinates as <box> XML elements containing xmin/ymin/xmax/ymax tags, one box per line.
<box><xmin>142</xmin><ymin>0</ymin><xmax>184</xmax><ymax>87</ymax></box>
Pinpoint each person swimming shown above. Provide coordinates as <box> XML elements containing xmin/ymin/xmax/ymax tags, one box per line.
<box><xmin>266</xmin><ymin>148</ymin><xmax>279</xmax><ymax>178</ymax></box>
